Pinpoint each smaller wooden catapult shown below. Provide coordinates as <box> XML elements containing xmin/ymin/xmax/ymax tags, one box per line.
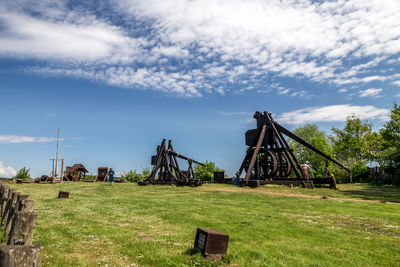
<box><xmin>139</xmin><ymin>139</ymin><xmax>204</xmax><ymax>186</ymax></box>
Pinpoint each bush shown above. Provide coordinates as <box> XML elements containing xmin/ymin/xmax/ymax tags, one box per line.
<box><xmin>193</xmin><ymin>160</ymin><xmax>224</xmax><ymax>182</ymax></box>
<box><xmin>121</xmin><ymin>168</ymin><xmax>151</xmax><ymax>183</ymax></box>
<box><xmin>15</xmin><ymin>167</ymin><xmax>31</xmax><ymax>180</ymax></box>
<box><xmin>351</xmin><ymin>164</ymin><xmax>370</xmax><ymax>182</ymax></box>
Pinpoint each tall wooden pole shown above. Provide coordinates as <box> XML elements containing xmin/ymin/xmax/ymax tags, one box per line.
<box><xmin>61</xmin><ymin>159</ymin><xmax>64</xmax><ymax>183</ymax></box>
<box><xmin>51</xmin><ymin>159</ymin><xmax>55</xmax><ymax>178</ymax></box>
<box><xmin>55</xmin><ymin>128</ymin><xmax>59</xmax><ymax>177</ymax></box>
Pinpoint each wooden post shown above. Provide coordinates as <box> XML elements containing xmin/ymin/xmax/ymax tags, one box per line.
<box><xmin>18</xmin><ymin>200</ymin><xmax>34</xmax><ymax>213</ymax></box>
<box><xmin>8</xmin><ymin>211</ymin><xmax>38</xmax><ymax>245</ymax></box>
<box><xmin>0</xmin><ymin>245</ymin><xmax>43</xmax><ymax>267</ymax></box>
<box><xmin>245</xmin><ymin>124</ymin><xmax>267</xmax><ymax>181</ymax></box>
<box><xmin>61</xmin><ymin>159</ymin><xmax>64</xmax><ymax>183</ymax></box>
<box><xmin>2</xmin><ymin>191</ymin><xmax>19</xmax><ymax>227</ymax></box>
<box><xmin>51</xmin><ymin>159</ymin><xmax>55</xmax><ymax>179</ymax></box>
<box><xmin>55</xmin><ymin>128</ymin><xmax>59</xmax><ymax>178</ymax></box>
<box><xmin>5</xmin><ymin>195</ymin><xmax>29</xmax><ymax>237</ymax></box>
<box><xmin>0</xmin><ymin>186</ymin><xmax>9</xmax><ymax>218</ymax></box>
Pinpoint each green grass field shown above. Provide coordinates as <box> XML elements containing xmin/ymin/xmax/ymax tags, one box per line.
<box><xmin>4</xmin><ymin>182</ymin><xmax>400</xmax><ymax>266</ymax></box>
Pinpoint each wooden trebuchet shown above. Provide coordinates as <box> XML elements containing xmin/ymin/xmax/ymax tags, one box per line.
<box><xmin>238</xmin><ymin>111</ymin><xmax>350</xmax><ymax>188</ymax></box>
<box><xmin>0</xmin><ymin>245</ymin><xmax>43</xmax><ymax>267</ymax></box>
<box><xmin>8</xmin><ymin>211</ymin><xmax>38</xmax><ymax>245</ymax></box>
<box><xmin>139</xmin><ymin>139</ymin><xmax>204</xmax><ymax>186</ymax></box>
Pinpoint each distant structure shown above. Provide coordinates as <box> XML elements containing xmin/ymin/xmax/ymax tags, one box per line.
<box><xmin>139</xmin><ymin>139</ymin><xmax>204</xmax><ymax>186</ymax></box>
<box><xmin>94</xmin><ymin>167</ymin><xmax>109</xmax><ymax>182</ymax></box>
<box><xmin>49</xmin><ymin>128</ymin><xmax>64</xmax><ymax>183</ymax></box>
<box><xmin>64</xmin><ymin>164</ymin><xmax>88</xmax><ymax>182</ymax></box>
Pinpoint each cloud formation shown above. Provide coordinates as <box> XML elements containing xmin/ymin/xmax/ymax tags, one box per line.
<box><xmin>0</xmin><ymin>161</ymin><xmax>16</xmax><ymax>178</ymax></box>
<box><xmin>0</xmin><ymin>135</ymin><xmax>57</xmax><ymax>143</ymax></box>
<box><xmin>0</xmin><ymin>0</ymin><xmax>399</xmax><ymax>97</ymax></box>
<box><xmin>358</xmin><ymin>88</ymin><xmax>382</xmax><ymax>98</ymax></box>
<box><xmin>276</xmin><ymin>105</ymin><xmax>389</xmax><ymax>125</ymax></box>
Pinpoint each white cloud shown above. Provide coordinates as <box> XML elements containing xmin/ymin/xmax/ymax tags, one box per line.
<box><xmin>0</xmin><ymin>0</ymin><xmax>400</xmax><ymax>96</ymax></box>
<box><xmin>392</xmin><ymin>81</ymin><xmax>400</xmax><ymax>86</ymax></box>
<box><xmin>358</xmin><ymin>88</ymin><xmax>382</xmax><ymax>97</ymax></box>
<box><xmin>338</xmin><ymin>88</ymin><xmax>348</xmax><ymax>93</ymax></box>
<box><xmin>0</xmin><ymin>161</ymin><xmax>16</xmax><ymax>178</ymax></box>
<box><xmin>0</xmin><ymin>12</ymin><xmax>147</xmax><ymax>64</ymax></box>
<box><xmin>29</xmin><ymin>66</ymin><xmax>204</xmax><ymax>97</ymax></box>
<box><xmin>0</xmin><ymin>135</ymin><xmax>57</xmax><ymax>143</ymax></box>
<box><xmin>276</xmin><ymin>105</ymin><xmax>389</xmax><ymax>125</ymax></box>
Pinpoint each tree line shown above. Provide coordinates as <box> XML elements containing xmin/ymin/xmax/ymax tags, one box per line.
<box><xmin>289</xmin><ymin>103</ymin><xmax>400</xmax><ymax>183</ymax></box>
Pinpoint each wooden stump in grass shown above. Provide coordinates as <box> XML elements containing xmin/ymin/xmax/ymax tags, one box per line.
<box><xmin>7</xmin><ymin>212</ymin><xmax>38</xmax><ymax>245</ymax></box>
<box><xmin>0</xmin><ymin>245</ymin><xmax>43</xmax><ymax>267</ymax></box>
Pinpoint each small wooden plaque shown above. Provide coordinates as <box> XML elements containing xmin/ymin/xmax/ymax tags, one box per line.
<box><xmin>194</xmin><ymin>228</ymin><xmax>229</xmax><ymax>259</ymax></box>
<box><xmin>58</xmin><ymin>191</ymin><xmax>69</xmax><ymax>198</ymax></box>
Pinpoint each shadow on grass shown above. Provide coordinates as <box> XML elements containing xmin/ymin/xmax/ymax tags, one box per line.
<box><xmin>184</xmin><ymin>247</ymin><xmax>202</xmax><ymax>256</ymax></box>
<box><xmin>339</xmin><ymin>183</ymin><xmax>400</xmax><ymax>203</ymax></box>
<box><xmin>184</xmin><ymin>247</ymin><xmax>233</xmax><ymax>266</ymax></box>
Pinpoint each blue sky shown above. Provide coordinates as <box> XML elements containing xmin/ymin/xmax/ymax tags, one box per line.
<box><xmin>0</xmin><ymin>0</ymin><xmax>399</xmax><ymax>177</ymax></box>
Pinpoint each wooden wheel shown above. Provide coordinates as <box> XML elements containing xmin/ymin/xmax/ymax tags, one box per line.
<box><xmin>243</xmin><ymin>148</ymin><xmax>278</xmax><ymax>179</ymax></box>
<box><xmin>275</xmin><ymin>152</ymin><xmax>292</xmax><ymax>177</ymax></box>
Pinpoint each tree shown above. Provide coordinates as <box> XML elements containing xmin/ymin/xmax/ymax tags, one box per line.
<box><xmin>330</xmin><ymin>115</ymin><xmax>381</xmax><ymax>181</ymax></box>
<box><xmin>380</xmin><ymin>103</ymin><xmax>400</xmax><ymax>175</ymax></box>
<box><xmin>193</xmin><ymin>160</ymin><xmax>224</xmax><ymax>182</ymax></box>
<box><xmin>288</xmin><ymin>123</ymin><xmax>333</xmax><ymax>177</ymax></box>
<box><xmin>15</xmin><ymin>167</ymin><xmax>31</xmax><ymax>180</ymax></box>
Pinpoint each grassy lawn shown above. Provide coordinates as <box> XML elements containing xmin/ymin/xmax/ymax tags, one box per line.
<box><xmin>4</xmin><ymin>182</ymin><xmax>400</xmax><ymax>266</ymax></box>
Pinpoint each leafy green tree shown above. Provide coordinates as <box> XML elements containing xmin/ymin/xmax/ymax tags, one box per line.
<box><xmin>193</xmin><ymin>160</ymin><xmax>224</xmax><ymax>182</ymax></box>
<box><xmin>380</xmin><ymin>103</ymin><xmax>400</xmax><ymax>175</ymax></box>
<box><xmin>289</xmin><ymin>123</ymin><xmax>333</xmax><ymax>177</ymax></box>
<box><xmin>330</xmin><ymin>115</ymin><xmax>381</xmax><ymax>181</ymax></box>
<box><xmin>15</xmin><ymin>167</ymin><xmax>31</xmax><ymax>180</ymax></box>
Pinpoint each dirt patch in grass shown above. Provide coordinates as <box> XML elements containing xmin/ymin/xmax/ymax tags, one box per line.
<box><xmin>137</xmin><ymin>234</ymin><xmax>154</xmax><ymax>239</ymax></box>
<box><xmin>205</xmin><ymin>186</ymin><xmax>400</xmax><ymax>204</ymax></box>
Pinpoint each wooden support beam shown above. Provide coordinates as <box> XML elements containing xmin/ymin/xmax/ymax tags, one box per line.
<box><xmin>245</xmin><ymin>124</ymin><xmax>267</xmax><ymax>181</ymax></box>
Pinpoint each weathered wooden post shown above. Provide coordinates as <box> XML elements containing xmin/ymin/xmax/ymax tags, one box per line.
<box><xmin>0</xmin><ymin>245</ymin><xmax>43</xmax><ymax>267</ymax></box>
<box><xmin>1</xmin><ymin>187</ymin><xmax>11</xmax><ymax>220</ymax></box>
<box><xmin>18</xmin><ymin>199</ymin><xmax>34</xmax><ymax>213</ymax></box>
<box><xmin>7</xmin><ymin>211</ymin><xmax>38</xmax><ymax>245</ymax></box>
<box><xmin>2</xmin><ymin>190</ymin><xmax>19</xmax><ymax>227</ymax></box>
<box><xmin>5</xmin><ymin>194</ymin><xmax>29</xmax><ymax>237</ymax></box>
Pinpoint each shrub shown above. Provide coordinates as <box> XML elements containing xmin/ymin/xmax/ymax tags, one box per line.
<box><xmin>193</xmin><ymin>160</ymin><xmax>224</xmax><ymax>182</ymax></box>
<box><xmin>122</xmin><ymin>168</ymin><xmax>151</xmax><ymax>183</ymax></box>
<box><xmin>15</xmin><ymin>167</ymin><xmax>31</xmax><ymax>180</ymax></box>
